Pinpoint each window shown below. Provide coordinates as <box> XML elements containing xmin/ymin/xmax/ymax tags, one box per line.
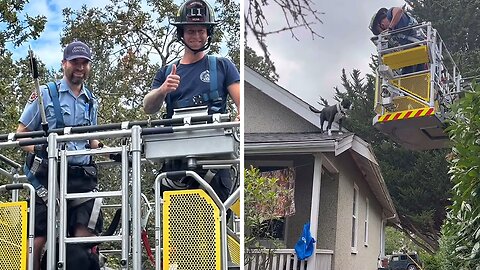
<box><xmin>364</xmin><ymin>198</ymin><xmax>369</xmax><ymax>246</ymax></box>
<box><xmin>351</xmin><ymin>183</ymin><xmax>359</xmax><ymax>253</ymax></box>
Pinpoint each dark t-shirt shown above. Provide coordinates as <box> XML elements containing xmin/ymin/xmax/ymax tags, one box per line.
<box><xmin>386</xmin><ymin>8</ymin><xmax>421</xmax><ymax>45</ymax></box>
<box><xmin>151</xmin><ymin>55</ymin><xmax>240</xmax><ymax>118</ymax></box>
<box><xmin>387</xmin><ymin>8</ymin><xmax>412</xmax><ymax>30</ymax></box>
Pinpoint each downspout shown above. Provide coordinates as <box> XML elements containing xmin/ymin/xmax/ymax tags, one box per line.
<box><xmin>380</xmin><ymin>213</ymin><xmax>397</xmax><ymax>258</ymax></box>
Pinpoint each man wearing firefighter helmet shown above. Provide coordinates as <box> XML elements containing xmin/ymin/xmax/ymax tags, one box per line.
<box><xmin>143</xmin><ymin>0</ymin><xmax>240</xmax><ymax>203</ymax></box>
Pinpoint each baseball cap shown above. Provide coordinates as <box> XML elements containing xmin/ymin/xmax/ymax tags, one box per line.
<box><xmin>63</xmin><ymin>41</ymin><xmax>92</xmax><ymax>61</ymax></box>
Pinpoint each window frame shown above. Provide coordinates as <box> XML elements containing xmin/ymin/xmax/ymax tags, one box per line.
<box><xmin>351</xmin><ymin>183</ymin><xmax>359</xmax><ymax>253</ymax></box>
<box><xmin>364</xmin><ymin>197</ymin><xmax>369</xmax><ymax>247</ymax></box>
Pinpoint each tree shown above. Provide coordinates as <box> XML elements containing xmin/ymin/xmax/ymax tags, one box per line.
<box><xmin>0</xmin><ymin>1</ymin><xmax>47</xmax><ymax>190</ymax></box>
<box><xmin>245</xmin><ymin>0</ymin><xmax>324</xmax><ymax>75</ymax></box>
<box><xmin>245</xmin><ymin>45</ymin><xmax>278</xmax><ymax>82</ymax></box>
<box><xmin>439</xmin><ymin>83</ymin><xmax>480</xmax><ymax>269</ymax></box>
<box><xmin>57</xmin><ymin>2</ymin><xmax>240</xmax><ymax>267</ymax></box>
<box><xmin>0</xmin><ymin>0</ymin><xmax>46</xmax><ymax>48</ymax></box>
<box><xmin>1</xmin><ymin>1</ymin><xmax>238</xmax><ymax>266</ymax></box>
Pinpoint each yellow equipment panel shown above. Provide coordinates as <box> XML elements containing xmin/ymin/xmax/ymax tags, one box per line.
<box><xmin>163</xmin><ymin>189</ymin><xmax>221</xmax><ymax>270</ymax></box>
<box><xmin>0</xmin><ymin>201</ymin><xmax>28</xmax><ymax>270</ymax></box>
<box><xmin>390</xmin><ymin>73</ymin><xmax>431</xmax><ymax>102</ymax></box>
<box><xmin>382</xmin><ymin>45</ymin><xmax>429</xmax><ymax>70</ymax></box>
<box><xmin>230</xmin><ymin>199</ymin><xmax>240</xmax><ymax>217</ymax></box>
<box><xmin>390</xmin><ymin>96</ymin><xmax>429</xmax><ymax>113</ymax></box>
<box><xmin>227</xmin><ymin>235</ymin><xmax>240</xmax><ymax>265</ymax></box>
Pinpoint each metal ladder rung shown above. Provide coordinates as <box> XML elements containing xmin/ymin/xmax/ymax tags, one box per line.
<box><xmin>65</xmin><ymin>190</ymin><xmax>122</xmax><ymax>200</ymax></box>
<box><xmin>64</xmin><ymin>235</ymin><xmax>123</xmax><ymax>244</ymax></box>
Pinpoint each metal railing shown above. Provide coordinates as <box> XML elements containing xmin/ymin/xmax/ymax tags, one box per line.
<box><xmin>245</xmin><ymin>249</ymin><xmax>333</xmax><ymax>270</ymax></box>
<box><xmin>0</xmin><ymin>107</ymin><xmax>240</xmax><ymax>269</ymax></box>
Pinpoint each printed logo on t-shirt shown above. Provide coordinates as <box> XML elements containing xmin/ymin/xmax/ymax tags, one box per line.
<box><xmin>199</xmin><ymin>70</ymin><xmax>210</xmax><ymax>83</ymax></box>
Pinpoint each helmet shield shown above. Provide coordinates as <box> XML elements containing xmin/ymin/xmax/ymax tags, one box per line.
<box><xmin>172</xmin><ymin>0</ymin><xmax>217</xmax><ymax>26</ymax></box>
<box><xmin>171</xmin><ymin>0</ymin><xmax>217</xmax><ymax>53</ymax></box>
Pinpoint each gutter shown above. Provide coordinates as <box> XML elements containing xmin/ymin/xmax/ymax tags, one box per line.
<box><xmin>245</xmin><ymin>140</ymin><xmax>336</xmax><ymax>155</ymax></box>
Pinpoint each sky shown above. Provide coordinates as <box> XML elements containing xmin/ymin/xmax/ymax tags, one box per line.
<box><xmin>8</xmin><ymin>0</ymin><xmax>112</xmax><ymax>71</ymax></box>
<box><xmin>247</xmin><ymin>0</ymin><xmax>405</xmax><ymax>107</ymax></box>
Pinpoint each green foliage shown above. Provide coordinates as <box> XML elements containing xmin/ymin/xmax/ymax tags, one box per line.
<box><xmin>245</xmin><ymin>45</ymin><xmax>278</xmax><ymax>82</ymax></box>
<box><xmin>244</xmin><ymin>166</ymin><xmax>288</xmax><ymax>269</ymax></box>
<box><xmin>1</xmin><ymin>1</ymin><xmax>238</xmax><ymax>267</ymax></box>
<box><xmin>385</xmin><ymin>226</ymin><xmax>417</xmax><ymax>255</ymax></box>
<box><xmin>440</xmin><ymin>83</ymin><xmax>480</xmax><ymax>268</ymax></box>
<box><xmin>385</xmin><ymin>227</ymin><xmax>442</xmax><ymax>270</ymax></box>
<box><xmin>422</xmin><ymin>253</ymin><xmax>442</xmax><ymax>270</ymax></box>
<box><xmin>57</xmin><ymin>2</ymin><xmax>239</xmax><ymax>266</ymax></box>
<box><xmin>0</xmin><ymin>0</ymin><xmax>46</xmax><ymax>48</ymax></box>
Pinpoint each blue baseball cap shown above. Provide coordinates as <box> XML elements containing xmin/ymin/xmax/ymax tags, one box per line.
<box><xmin>63</xmin><ymin>41</ymin><xmax>92</xmax><ymax>61</ymax></box>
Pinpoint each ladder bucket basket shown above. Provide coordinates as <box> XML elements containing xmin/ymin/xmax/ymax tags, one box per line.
<box><xmin>372</xmin><ymin>23</ymin><xmax>461</xmax><ymax>150</ymax></box>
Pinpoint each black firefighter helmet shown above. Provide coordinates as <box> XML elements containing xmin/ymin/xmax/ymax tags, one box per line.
<box><xmin>171</xmin><ymin>0</ymin><xmax>218</xmax><ymax>52</ymax></box>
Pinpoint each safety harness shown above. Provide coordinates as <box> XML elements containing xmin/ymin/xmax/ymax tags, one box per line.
<box><xmin>163</xmin><ymin>55</ymin><xmax>221</xmax><ymax>184</ymax></box>
<box><xmin>24</xmin><ymin>81</ymin><xmax>95</xmax><ymax>199</ymax></box>
<box><xmin>165</xmin><ymin>55</ymin><xmax>223</xmax><ymax>115</ymax></box>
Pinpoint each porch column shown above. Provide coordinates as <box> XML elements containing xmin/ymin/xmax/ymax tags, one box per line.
<box><xmin>307</xmin><ymin>153</ymin><xmax>323</xmax><ymax>270</ymax></box>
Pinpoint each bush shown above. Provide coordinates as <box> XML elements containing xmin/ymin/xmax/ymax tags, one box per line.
<box><xmin>441</xmin><ymin>83</ymin><xmax>480</xmax><ymax>268</ymax></box>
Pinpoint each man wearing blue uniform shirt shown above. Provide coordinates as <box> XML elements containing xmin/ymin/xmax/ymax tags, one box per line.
<box><xmin>17</xmin><ymin>41</ymin><xmax>103</xmax><ymax>270</ymax></box>
<box><xmin>143</xmin><ymin>0</ymin><xmax>240</xmax><ymax>202</ymax></box>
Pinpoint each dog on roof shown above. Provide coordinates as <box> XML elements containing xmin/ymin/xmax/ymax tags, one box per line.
<box><xmin>309</xmin><ymin>99</ymin><xmax>353</xmax><ymax>136</ymax></box>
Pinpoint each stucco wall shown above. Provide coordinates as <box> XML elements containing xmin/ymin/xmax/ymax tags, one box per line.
<box><xmin>245</xmin><ymin>83</ymin><xmax>318</xmax><ymax>133</ymax></box>
<box><xmin>331</xmin><ymin>153</ymin><xmax>384</xmax><ymax>270</ymax></box>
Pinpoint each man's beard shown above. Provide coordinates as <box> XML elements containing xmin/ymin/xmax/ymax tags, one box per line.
<box><xmin>69</xmin><ymin>74</ymin><xmax>85</xmax><ymax>85</ymax></box>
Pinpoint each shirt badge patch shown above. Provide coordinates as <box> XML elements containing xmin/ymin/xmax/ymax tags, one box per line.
<box><xmin>27</xmin><ymin>92</ymin><xmax>38</xmax><ymax>104</ymax></box>
<box><xmin>200</xmin><ymin>70</ymin><xmax>210</xmax><ymax>83</ymax></box>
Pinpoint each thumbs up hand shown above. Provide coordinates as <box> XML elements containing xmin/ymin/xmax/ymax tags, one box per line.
<box><xmin>161</xmin><ymin>64</ymin><xmax>180</xmax><ymax>94</ymax></box>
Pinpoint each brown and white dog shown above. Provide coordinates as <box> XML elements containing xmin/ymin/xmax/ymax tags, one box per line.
<box><xmin>309</xmin><ymin>99</ymin><xmax>353</xmax><ymax>135</ymax></box>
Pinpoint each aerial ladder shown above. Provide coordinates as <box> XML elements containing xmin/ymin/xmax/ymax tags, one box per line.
<box><xmin>0</xmin><ymin>106</ymin><xmax>240</xmax><ymax>270</ymax></box>
<box><xmin>371</xmin><ymin>22</ymin><xmax>463</xmax><ymax>150</ymax></box>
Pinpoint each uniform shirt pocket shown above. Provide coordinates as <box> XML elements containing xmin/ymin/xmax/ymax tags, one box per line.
<box><xmin>60</xmin><ymin>104</ymin><xmax>72</xmax><ymax>125</ymax></box>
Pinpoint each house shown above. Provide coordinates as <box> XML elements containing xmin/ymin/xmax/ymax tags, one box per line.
<box><xmin>244</xmin><ymin>66</ymin><xmax>399</xmax><ymax>270</ymax></box>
